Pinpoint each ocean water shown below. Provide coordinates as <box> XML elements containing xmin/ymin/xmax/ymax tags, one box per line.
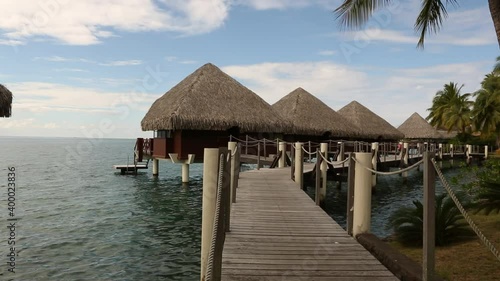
<box><xmin>0</xmin><ymin>137</ymin><xmax>464</xmax><ymax>280</ymax></box>
<box><xmin>1</xmin><ymin>137</ymin><xmax>203</xmax><ymax>281</ymax></box>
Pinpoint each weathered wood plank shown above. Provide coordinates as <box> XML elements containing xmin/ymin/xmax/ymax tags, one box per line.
<box><xmin>221</xmin><ymin>167</ymin><xmax>396</xmax><ymax>280</ymax></box>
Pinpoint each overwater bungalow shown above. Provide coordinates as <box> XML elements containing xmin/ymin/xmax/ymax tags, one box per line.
<box><xmin>140</xmin><ymin>63</ymin><xmax>288</xmax><ymax>161</ymax></box>
<box><xmin>0</xmin><ymin>84</ymin><xmax>12</xmax><ymax>118</ymax></box>
<box><xmin>397</xmin><ymin>112</ymin><xmax>443</xmax><ymax>140</ymax></box>
<box><xmin>337</xmin><ymin>101</ymin><xmax>404</xmax><ymax>141</ymax></box>
<box><xmin>272</xmin><ymin>87</ymin><xmax>360</xmax><ymax>141</ymax></box>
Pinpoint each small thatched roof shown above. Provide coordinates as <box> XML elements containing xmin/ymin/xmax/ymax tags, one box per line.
<box><xmin>272</xmin><ymin>87</ymin><xmax>360</xmax><ymax>137</ymax></box>
<box><xmin>337</xmin><ymin>101</ymin><xmax>404</xmax><ymax>140</ymax></box>
<box><xmin>141</xmin><ymin>63</ymin><xmax>289</xmax><ymax>133</ymax></box>
<box><xmin>0</xmin><ymin>84</ymin><xmax>12</xmax><ymax>118</ymax></box>
<box><xmin>397</xmin><ymin>112</ymin><xmax>443</xmax><ymax>139</ymax></box>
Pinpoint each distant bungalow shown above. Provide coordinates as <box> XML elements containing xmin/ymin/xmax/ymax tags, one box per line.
<box><xmin>0</xmin><ymin>84</ymin><xmax>12</xmax><ymax>118</ymax></box>
<box><xmin>337</xmin><ymin>101</ymin><xmax>404</xmax><ymax>141</ymax></box>
<box><xmin>272</xmin><ymin>87</ymin><xmax>360</xmax><ymax>141</ymax></box>
<box><xmin>398</xmin><ymin>112</ymin><xmax>443</xmax><ymax>140</ymax></box>
<box><xmin>141</xmin><ymin>63</ymin><xmax>288</xmax><ymax>160</ymax></box>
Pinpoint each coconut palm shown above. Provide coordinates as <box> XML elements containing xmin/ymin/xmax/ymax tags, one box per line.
<box><xmin>473</xmin><ymin>73</ymin><xmax>500</xmax><ymax>147</ymax></box>
<box><xmin>335</xmin><ymin>0</ymin><xmax>500</xmax><ymax>48</ymax></box>
<box><xmin>426</xmin><ymin>82</ymin><xmax>473</xmax><ymax>134</ymax></box>
<box><xmin>387</xmin><ymin>193</ymin><xmax>473</xmax><ymax>246</ymax></box>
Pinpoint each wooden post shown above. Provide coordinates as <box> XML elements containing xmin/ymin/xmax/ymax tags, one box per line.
<box><xmin>228</xmin><ymin>142</ymin><xmax>237</xmax><ymax>203</ymax></box>
<box><xmin>423</xmin><ymin>151</ymin><xmax>435</xmax><ymax>281</ymax></box>
<box><xmin>245</xmin><ymin>135</ymin><xmax>248</xmax><ymax>155</ymax></box>
<box><xmin>485</xmin><ymin>145</ymin><xmax>489</xmax><ymax>159</ymax></box>
<box><xmin>315</xmin><ymin>150</ymin><xmax>321</xmax><ymax>206</ymax></box>
<box><xmin>346</xmin><ymin>153</ymin><xmax>355</xmax><ymax>236</ymax></box>
<box><xmin>200</xmin><ymin>148</ymin><xmax>219</xmax><ymax>281</ymax></box>
<box><xmin>450</xmin><ymin>144</ymin><xmax>454</xmax><ymax>158</ymax></box>
<box><xmin>182</xmin><ymin>163</ymin><xmax>189</xmax><ymax>183</ymax></box>
<box><xmin>403</xmin><ymin>142</ymin><xmax>409</xmax><ymax>178</ymax></box>
<box><xmin>371</xmin><ymin>142</ymin><xmax>378</xmax><ymax>187</ymax></box>
<box><xmin>320</xmin><ymin>143</ymin><xmax>328</xmax><ymax>204</ymax></box>
<box><xmin>353</xmin><ymin>152</ymin><xmax>372</xmax><ymax>237</ymax></box>
<box><xmin>338</xmin><ymin>141</ymin><xmax>345</xmax><ymax>161</ymax></box>
<box><xmin>308</xmin><ymin>141</ymin><xmax>312</xmax><ymax>162</ymax></box>
<box><xmin>152</xmin><ymin>158</ymin><xmax>159</xmax><ymax>177</ymax></box>
<box><xmin>263</xmin><ymin>138</ymin><xmax>267</xmax><ymax>159</ymax></box>
<box><xmin>257</xmin><ymin>141</ymin><xmax>261</xmax><ymax>170</ymax></box>
<box><xmin>279</xmin><ymin>141</ymin><xmax>286</xmax><ymax>168</ymax></box>
<box><xmin>466</xmin><ymin>144</ymin><xmax>471</xmax><ymax>164</ymax></box>
<box><xmin>295</xmin><ymin>142</ymin><xmax>303</xmax><ymax>189</ymax></box>
<box><xmin>438</xmin><ymin>143</ymin><xmax>443</xmax><ymax>160</ymax></box>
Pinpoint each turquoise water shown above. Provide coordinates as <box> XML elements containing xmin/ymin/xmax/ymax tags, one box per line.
<box><xmin>1</xmin><ymin>137</ymin><xmax>203</xmax><ymax>280</ymax></box>
<box><xmin>0</xmin><ymin>137</ymin><xmax>464</xmax><ymax>280</ymax></box>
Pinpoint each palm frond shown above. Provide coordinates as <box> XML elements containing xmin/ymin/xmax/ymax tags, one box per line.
<box><xmin>415</xmin><ymin>0</ymin><xmax>458</xmax><ymax>48</ymax></box>
<box><xmin>334</xmin><ymin>0</ymin><xmax>393</xmax><ymax>30</ymax></box>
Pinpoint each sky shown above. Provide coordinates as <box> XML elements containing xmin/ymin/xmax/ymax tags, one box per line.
<box><xmin>0</xmin><ymin>0</ymin><xmax>498</xmax><ymax>139</ymax></box>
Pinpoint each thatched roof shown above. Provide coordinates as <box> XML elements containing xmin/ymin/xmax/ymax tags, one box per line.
<box><xmin>337</xmin><ymin>101</ymin><xmax>404</xmax><ymax>140</ymax></box>
<box><xmin>272</xmin><ymin>87</ymin><xmax>360</xmax><ymax>137</ymax></box>
<box><xmin>397</xmin><ymin>112</ymin><xmax>443</xmax><ymax>139</ymax></box>
<box><xmin>141</xmin><ymin>63</ymin><xmax>289</xmax><ymax>133</ymax></box>
<box><xmin>0</xmin><ymin>84</ymin><xmax>12</xmax><ymax>118</ymax></box>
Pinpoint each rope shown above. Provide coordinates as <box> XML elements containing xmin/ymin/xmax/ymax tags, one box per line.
<box><xmin>352</xmin><ymin>157</ymin><xmax>423</xmax><ymax>176</ymax></box>
<box><xmin>204</xmin><ymin>154</ymin><xmax>226</xmax><ymax>280</ymax></box>
<box><xmin>231</xmin><ymin>145</ymin><xmax>238</xmax><ymax>156</ymax></box>
<box><xmin>318</xmin><ymin>152</ymin><xmax>350</xmax><ymax>166</ymax></box>
<box><xmin>432</xmin><ymin>159</ymin><xmax>500</xmax><ymax>263</ymax></box>
<box><xmin>302</xmin><ymin>146</ymin><xmax>317</xmax><ymax>155</ymax></box>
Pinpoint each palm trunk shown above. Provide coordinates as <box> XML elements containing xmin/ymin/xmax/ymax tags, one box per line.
<box><xmin>488</xmin><ymin>0</ymin><xmax>500</xmax><ymax>48</ymax></box>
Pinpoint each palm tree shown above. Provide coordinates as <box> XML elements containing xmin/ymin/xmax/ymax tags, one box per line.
<box><xmin>426</xmin><ymin>82</ymin><xmax>473</xmax><ymax>134</ymax></box>
<box><xmin>387</xmin><ymin>193</ymin><xmax>473</xmax><ymax>246</ymax></box>
<box><xmin>473</xmin><ymin>72</ymin><xmax>500</xmax><ymax>147</ymax></box>
<box><xmin>335</xmin><ymin>0</ymin><xmax>500</xmax><ymax>48</ymax></box>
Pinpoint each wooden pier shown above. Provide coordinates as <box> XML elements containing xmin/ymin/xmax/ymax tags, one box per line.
<box><xmin>221</xmin><ymin>167</ymin><xmax>398</xmax><ymax>281</ymax></box>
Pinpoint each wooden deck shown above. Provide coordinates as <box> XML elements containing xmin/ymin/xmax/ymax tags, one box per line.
<box><xmin>221</xmin><ymin>167</ymin><xmax>398</xmax><ymax>281</ymax></box>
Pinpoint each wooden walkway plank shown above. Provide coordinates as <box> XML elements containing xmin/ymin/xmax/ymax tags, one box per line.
<box><xmin>221</xmin><ymin>168</ymin><xmax>398</xmax><ymax>281</ymax></box>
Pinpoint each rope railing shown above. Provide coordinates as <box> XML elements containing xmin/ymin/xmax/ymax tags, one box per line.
<box><xmin>431</xmin><ymin>159</ymin><xmax>500</xmax><ymax>263</ymax></box>
<box><xmin>318</xmin><ymin>151</ymin><xmax>350</xmax><ymax>166</ymax></box>
<box><xmin>352</xmin><ymin>156</ymin><xmax>424</xmax><ymax>176</ymax></box>
<box><xmin>231</xmin><ymin>145</ymin><xmax>238</xmax><ymax>157</ymax></box>
<box><xmin>204</xmin><ymin>153</ymin><xmax>226</xmax><ymax>281</ymax></box>
<box><xmin>302</xmin><ymin>146</ymin><xmax>317</xmax><ymax>155</ymax></box>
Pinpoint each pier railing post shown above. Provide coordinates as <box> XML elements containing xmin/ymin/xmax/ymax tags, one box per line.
<box><xmin>257</xmin><ymin>141</ymin><xmax>261</xmax><ymax>170</ymax></box>
<box><xmin>152</xmin><ymin>158</ymin><xmax>159</xmax><ymax>177</ymax></box>
<box><xmin>200</xmin><ymin>148</ymin><xmax>219</xmax><ymax>281</ymax></box>
<box><xmin>245</xmin><ymin>135</ymin><xmax>248</xmax><ymax>155</ymax></box>
<box><xmin>450</xmin><ymin>143</ymin><xmax>454</xmax><ymax>158</ymax></box>
<box><xmin>423</xmin><ymin>151</ymin><xmax>436</xmax><ymax>281</ymax></box>
<box><xmin>295</xmin><ymin>142</ymin><xmax>303</xmax><ymax>189</ymax></box>
<box><xmin>279</xmin><ymin>141</ymin><xmax>286</xmax><ymax>168</ymax></box>
<box><xmin>290</xmin><ymin>143</ymin><xmax>295</xmax><ymax>180</ymax></box>
<box><xmin>438</xmin><ymin>143</ymin><xmax>443</xmax><ymax>160</ymax></box>
<box><xmin>484</xmin><ymin>145</ymin><xmax>489</xmax><ymax>159</ymax></box>
<box><xmin>228</xmin><ymin>142</ymin><xmax>238</xmax><ymax>203</ymax></box>
<box><xmin>352</xmin><ymin>152</ymin><xmax>372</xmax><ymax>237</ymax></box>
<box><xmin>320</xmin><ymin>143</ymin><xmax>328</xmax><ymax>205</ymax></box>
<box><xmin>308</xmin><ymin>141</ymin><xmax>312</xmax><ymax>162</ymax></box>
<box><xmin>315</xmin><ymin>150</ymin><xmax>322</xmax><ymax>206</ymax></box>
<box><xmin>371</xmin><ymin>142</ymin><xmax>378</xmax><ymax>187</ymax></box>
<box><xmin>403</xmin><ymin>142</ymin><xmax>409</xmax><ymax>179</ymax></box>
<box><xmin>346</xmin><ymin>153</ymin><xmax>355</xmax><ymax>236</ymax></box>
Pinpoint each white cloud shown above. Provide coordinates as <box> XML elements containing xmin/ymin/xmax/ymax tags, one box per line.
<box><xmin>318</xmin><ymin>50</ymin><xmax>336</xmax><ymax>56</ymax></box>
<box><xmin>223</xmin><ymin>61</ymin><xmax>370</xmax><ymax>105</ymax></box>
<box><xmin>0</xmin><ymin>0</ymin><xmax>230</xmax><ymax>45</ymax></box>
<box><xmin>53</xmin><ymin>68</ymin><xmax>88</xmax><ymax>72</ymax></box>
<box><xmin>34</xmin><ymin>56</ymin><xmax>95</xmax><ymax>63</ymax></box>
<box><xmin>99</xmin><ymin>60</ymin><xmax>143</xmax><ymax>66</ymax></box>
<box><xmin>236</xmin><ymin>0</ymin><xmax>336</xmax><ymax>10</ymax></box>
<box><xmin>7</xmin><ymin>82</ymin><xmax>157</xmax><ymax>114</ymax></box>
